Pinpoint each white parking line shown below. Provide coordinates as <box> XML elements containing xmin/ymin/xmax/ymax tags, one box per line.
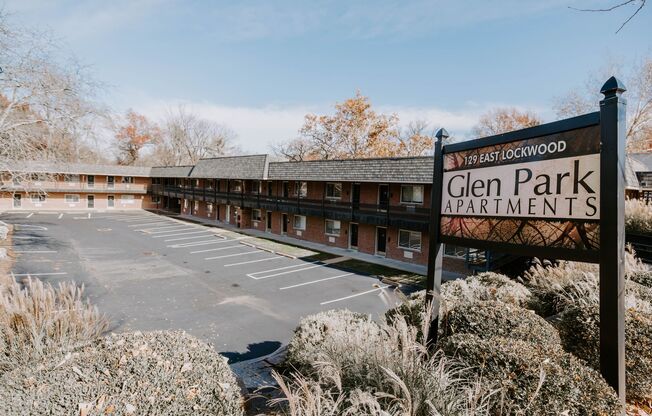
<box><xmin>13</xmin><ymin>250</ymin><xmax>57</xmax><ymax>254</ymax></box>
<box><xmin>12</xmin><ymin>272</ymin><xmax>68</xmax><ymax>277</ymax></box>
<box><xmin>135</xmin><ymin>224</ymin><xmax>191</xmax><ymax>232</ymax></box>
<box><xmin>127</xmin><ymin>221</ymin><xmax>171</xmax><ymax>227</ymax></box>
<box><xmin>167</xmin><ymin>239</ymin><xmax>228</xmax><ymax>248</ymax></box>
<box><xmin>204</xmin><ymin>250</ymin><xmax>262</xmax><ymax>260</ymax></box>
<box><xmin>224</xmin><ymin>257</ymin><xmax>286</xmax><ymax>267</ymax></box>
<box><xmin>152</xmin><ymin>230</ymin><xmax>214</xmax><ymax>238</ymax></box>
<box><xmin>15</xmin><ymin>224</ymin><xmax>48</xmax><ymax>231</ymax></box>
<box><xmin>141</xmin><ymin>227</ymin><xmax>196</xmax><ymax>234</ymax></box>
<box><xmin>117</xmin><ymin>216</ymin><xmax>158</xmax><ymax>222</ymax></box>
<box><xmin>58</xmin><ymin>213</ymin><xmax>63</xmax><ymax>219</ymax></box>
<box><xmin>280</xmin><ymin>273</ymin><xmax>354</xmax><ymax>290</ymax></box>
<box><xmin>248</xmin><ymin>263</ymin><xmax>326</xmax><ymax>280</ymax></box>
<box><xmin>88</xmin><ymin>213</ymin><xmax>91</xmax><ymax>219</ymax></box>
<box><xmin>189</xmin><ymin>244</ymin><xmax>244</xmax><ymax>254</ymax></box>
<box><xmin>164</xmin><ymin>233</ymin><xmax>215</xmax><ymax>242</ymax></box>
<box><xmin>320</xmin><ymin>285</ymin><xmax>391</xmax><ymax>305</ymax></box>
<box><xmin>26</xmin><ymin>213</ymin><xmax>33</xmax><ymax>218</ymax></box>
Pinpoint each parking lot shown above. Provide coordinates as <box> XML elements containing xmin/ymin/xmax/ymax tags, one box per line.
<box><xmin>1</xmin><ymin>210</ymin><xmax>398</xmax><ymax>362</ymax></box>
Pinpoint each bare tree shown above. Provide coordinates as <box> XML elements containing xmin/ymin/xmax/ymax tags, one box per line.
<box><xmin>472</xmin><ymin>108</ymin><xmax>542</xmax><ymax>137</ymax></box>
<box><xmin>150</xmin><ymin>106</ymin><xmax>236</xmax><ymax>166</ymax></box>
<box><xmin>555</xmin><ymin>57</ymin><xmax>652</xmax><ymax>152</ymax></box>
<box><xmin>0</xmin><ymin>11</ymin><xmax>104</xmax><ymax>190</ymax></box>
<box><xmin>570</xmin><ymin>0</ymin><xmax>646</xmax><ymax>33</ymax></box>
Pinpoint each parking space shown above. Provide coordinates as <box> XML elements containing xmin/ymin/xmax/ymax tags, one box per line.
<box><xmin>0</xmin><ymin>210</ymin><xmax>398</xmax><ymax>362</ymax></box>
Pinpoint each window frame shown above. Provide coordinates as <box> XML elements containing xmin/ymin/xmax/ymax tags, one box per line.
<box><xmin>325</xmin><ymin>182</ymin><xmax>342</xmax><ymax>200</ymax></box>
<box><xmin>64</xmin><ymin>194</ymin><xmax>80</xmax><ymax>203</ymax></box>
<box><xmin>293</xmin><ymin>215</ymin><xmax>306</xmax><ymax>230</ymax></box>
<box><xmin>398</xmin><ymin>229</ymin><xmax>422</xmax><ymax>252</ymax></box>
<box><xmin>400</xmin><ymin>185</ymin><xmax>424</xmax><ymax>205</ymax></box>
<box><xmin>253</xmin><ymin>209</ymin><xmax>262</xmax><ymax>222</ymax></box>
<box><xmin>29</xmin><ymin>193</ymin><xmax>46</xmax><ymax>203</ymax></box>
<box><xmin>325</xmin><ymin>219</ymin><xmax>341</xmax><ymax>236</ymax></box>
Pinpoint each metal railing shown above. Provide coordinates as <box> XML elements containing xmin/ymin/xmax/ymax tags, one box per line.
<box><xmin>3</xmin><ymin>181</ymin><xmax>148</xmax><ymax>192</ymax></box>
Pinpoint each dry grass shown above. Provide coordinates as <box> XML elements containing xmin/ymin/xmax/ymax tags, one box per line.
<box><xmin>0</xmin><ymin>277</ymin><xmax>109</xmax><ymax>373</ymax></box>
<box><xmin>0</xmin><ymin>220</ymin><xmax>15</xmax><ymax>290</ymax></box>
<box><xmin>279</xmin><ymin>309</ymin><xmax>497</xmax><ymax>416</ymax></box>
<box><xmin>626</xmin><ymin>198</ymin><xmax>652</xmax><ymax>235</ymax></box>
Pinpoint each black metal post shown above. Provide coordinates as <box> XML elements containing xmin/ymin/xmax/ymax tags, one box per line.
<box><xmin>426</xmin><ymin>128</ymin><xmax>448</xmax><ymax>347</ymax></box>
<box><xmin>599</xmin><ymin>76</ymin><xmax>627</xmax><ymax>405</ymax></box>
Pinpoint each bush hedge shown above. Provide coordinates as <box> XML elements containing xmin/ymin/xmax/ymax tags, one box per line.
<box><xmin>440</xmin><ymin>300</ymin><xmax>561</xmax><ymax>348</ymax></box>
<box><xmin>439</xmin><ymin>333</ymin><xmax>621</xmax><ymax>415</ymax></box>
<box><xmin>0</xmin><ymin>331</ymin><xmax>244</xmax><ymax>416</ymax></box>
<box><xmin>555</xmin><ymin>303</ymin><xmax>652</xmax><ymax>402</ymax></box>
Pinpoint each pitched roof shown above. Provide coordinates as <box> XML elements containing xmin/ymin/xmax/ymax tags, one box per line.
<box><xmin>188</xmin><ymin>155</ymin><xmax>269</xmax><ymax>179</ymax></box>
<box><xmin>150</xmin><ymin>165</ymin><xmax>194</xmax><ymax>178</ymax></box>
<box><xmin>268</xmin><ymin>156</ymin><xmax>435</xmax><ymax>183</ymax></box>
<box><xmin>2</xmin><ymin>160</ymin><xmax>151</xmax><ymax>177</ymax></box>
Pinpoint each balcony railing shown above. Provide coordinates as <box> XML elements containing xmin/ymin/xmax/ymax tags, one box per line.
<box><xmin>151</xmin><ymin>184</ymin><xmax>430</xmax><ymax>230</ymax></box>
<box><xmin>3</xmin><ymin>181</ymin><xmax>148</xmax><ymax>193</ymax></box>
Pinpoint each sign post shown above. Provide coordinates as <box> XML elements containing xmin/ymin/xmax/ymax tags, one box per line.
<box><xmin>426</xmin><ymin>76</ymin><xmax>627</xmax><ymax>406</ymax></box>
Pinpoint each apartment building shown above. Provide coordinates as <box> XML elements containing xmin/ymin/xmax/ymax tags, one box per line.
<box><xmin>151</xmin><ymin>155</ymin><xmax>432</xmax><ymax>266</ymax></box>
<box><xmin>0</xmin><ymin>161</ymin><xmax>156</xmax><ymax>211</ymax></box>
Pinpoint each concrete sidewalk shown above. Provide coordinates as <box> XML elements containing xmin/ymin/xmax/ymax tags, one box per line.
<box><xmin>162</xmin><ymin>212</ymin><xmax>464</xmax><ymax>281</ymax></box>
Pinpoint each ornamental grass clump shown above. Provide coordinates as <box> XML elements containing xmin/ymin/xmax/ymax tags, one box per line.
<box><xmin>439</xmin><ymin>333</ymin><xmax>621</xmax><ymax>416</ymax></box>
<box><xmin>0</xmin><ymin>277</ymin><xmax>108</xmax><ymax>374</ymax></box>
<box><xmin>630</xmin><ymin>270</ymin><xmax>652</xmax><ymax>288</ymax></box>
<box><xmin>0</xmin><ymin>331</ymin><xmax>244</xmax><ymax>416</ymax></box>
<box><xmin>625</xmin><ymin>198</ymin><xmax>652</xmax><ymax>235</ymax></box>
<box><xmin>281</xmin><ymin>310</ymin><xmax>496</xmax><ymax>416</ymax></box>
<box><xmin>440</xmin><ymin>300</ymin><xmax>561</xmax><ymax>348</ymax></box>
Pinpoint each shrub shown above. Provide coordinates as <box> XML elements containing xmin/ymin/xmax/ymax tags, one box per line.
<box><xmin>439</xmin><ymin>333</ymin><xmax>620</xmax><ymax>416</ymax></box>
<box><xmin>555</xmin><ymin>303</ymin><xmax>652</xmax><ymax>402</ymax></box>
<box><xmin>440</xmin><ymin>301</ymin><xmax>561</xmax><ymax>348</ymax></box>
<box><xmin>0</xmin><ymin>278</ymin><xmax>108</xmax><ymax>374</ymax></box>
<box><xmin>625</xmin><ymin>198</ymin><xmax>652</xmax><ymax>235</ymax></box>
<box><xmin>282</xmin><ymin>310</ymin><xmax>495</xmax><ymax>416</ymax></box>
<box><xmin>630</xmin><ymin>270</ymin><xmax>652</xmax><ymax>289</ymax></box>
<box><xmin>0</xmin><ymin>330</ymin><xmax>244</xmax><ymax>415</ymax></box>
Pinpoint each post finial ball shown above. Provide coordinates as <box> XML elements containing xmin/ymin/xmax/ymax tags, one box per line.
<box><xmin>601</xmin><ymin>76</ymin><xmax>627</xmax><ymax>97</ymax></box>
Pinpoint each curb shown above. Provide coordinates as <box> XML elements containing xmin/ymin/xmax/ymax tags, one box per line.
<box><xmin>239</xmin><ymin>241</ymin><xmax>297</xmax><ymax>259</ymax></box>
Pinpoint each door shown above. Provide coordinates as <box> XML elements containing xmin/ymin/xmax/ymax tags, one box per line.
<box><xmin>282</xmin><ymin>182</ymin><xmax>289</xmax><ymax>198</ymax></box>
<box><xmin>13</xmin><ymin>193</ymin><xmax>21</xmax><ymax>208</ymax></box>
<box><xmin>107</xmin><ymin>195</ymin><xmax>114</xmax><ymax>208</ymax></box>
<box><xmin>266</xmin><ymin>211</ymin><xmax>272</xmax><ymax>231</ymax></box>
<box><xmin>87</xmin><ymin>195</ymin><xmax>95</xmax><ymax>208</ymax></box>
<box><xmin>349</xmin><ymin>223</ymin><xmax>359</xmax><ymax>249</ymax></box>
<box><xmin>87</xmin><ymin>175</ymin><xmax>95</xmax><ymax>188</ymax></box>
<box><xmin>107</xmin><ymin>176</ymin><xmax>115</xmax><ymax>189</ymax></box>
<box><xmin>267</xmin><ymin>181</ymin><xmax>273</xmax><ymax>197</ymax></box>
<box><xmin>376</xmin><ymin>227</ymin><xmax>387</xmax><ymax>256</ymax></box>
<box><xmin>352</xmin><ymin>183</ymin><xmax>360</xmax><ymax>209</ymax></box>
<box><xmin>282</xmin><ymin>213</ymin><xmax>288</xmax><ymax>234</ymax></box>
<box><xmin>378</xmin><ymin>184</ymin><xmax>389</xmax><ymax>211</ymax></box>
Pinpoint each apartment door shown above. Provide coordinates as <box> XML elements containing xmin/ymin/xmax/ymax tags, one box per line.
<box><xmin>107</xmin><ymin>176</ymin><xmax>115</xmax><ymax>189</ymax></box>
<box><xmin>376</xmin><ymin>227</ymin><xmax>387</xmax><ymax>256</ymax></box>
<box><xmin>107</xmin><ymin>195</ymin><xmax>114</xmax><ymax>208</ymax></box>
<box><xmin>13</xmin><ymin>193</ymin><xmax>21</xmax><ymax>208</ymax></box>
<box><xmin>267</xmin><ymin>181</ymin><xmax>274</xmax><ymax>197</ymax></box>
<box><xmin>266</xmin><ymin>211</ymin><xmax>273</xmax><ymax>231</ymax></box>
<box><xmin>378</xmin><ymin>184</ymin><xmax>389</xmax><ymax>211</ymax></box>
<box><xmin>282</xmin><ymin>182</ymin><xmax>290</xmax><ymax>198</ymax></box>
<box><xmin>87</xmin><ymin>175</ymin><xmax>95</xmax><ymax>188</ymax></box>
<box><xmin>281</xmin><ymin>213</ymin><xmax>288</xmax><ymax>234</ymax></box>
<box><xmin>352</xmin><ymin>183</ymin><xmax>360</xmax><ymax>209</ymax></box>
<box><xmin>349</xmin><ymin>223</ymin><xmax>359</xmax><ymax>249</ymax></box>
<box><xmin>87</xmin><ymin>195</ymin><xmax>95</xmax><ymax>209</ymax></box>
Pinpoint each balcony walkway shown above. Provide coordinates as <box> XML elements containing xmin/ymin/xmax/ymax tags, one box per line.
<box><xmin>161</xmin><ymin>212</ymin><xmax>463</xmax><ymax>281</ymax></box>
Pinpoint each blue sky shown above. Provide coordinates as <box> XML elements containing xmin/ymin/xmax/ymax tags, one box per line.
<box><xmin>3</xmin><ymin>0</ymin><xmax>651</xmax><ymax>152</ymax></box>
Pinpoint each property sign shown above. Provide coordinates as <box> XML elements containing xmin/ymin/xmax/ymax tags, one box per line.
<box><xmin>439</xmin><ymin>123</ymin><xmax>602</xmax><ymax>256</ymax></box>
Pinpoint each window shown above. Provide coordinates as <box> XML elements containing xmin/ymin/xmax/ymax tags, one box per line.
<box><xmin>444</xmin><ymin>244</ymin><xmax>466</xmax><ymax>258</ymax></box>
<box><xmin>207</xmin><ymin>203</ymin><xmax>213</xmax><ymax>213</ymax></box>
<box><xmin>400</xmin><ymin>185</ymin><xmax>424</xmax><ymax>204</ymax></box>
<box><xmin>184</xmin><ymin>199</ymin><xmax>188</xmax><ymax>209</ymax></box>
<box><xmin>398</xmin><ymin>230</ymin><xmax>422</xmax><ymax>251</ymax></box>
<box><xmin>121</xmin><ymin>176</ymin><xmax>134</xmax><ymax>184</ymax></box>
<box><xmin>30</xmin><ymin>193</ymin><xmax>46</xmax><ymax>202</ymax></box>
<box><xmin>253</xmin><ymin>209</ymin><xmax>262</xmax><ymax>222</ymax></box>
<box><xmin>326</xmin><ymin>182</ymin><xmax>342</xmax><ymax>199</ymax></box>
<box><xmin>121</xmin><ymin>195</ymin><xmax>135</xmax><ymax>204</ymax></box>
<box><xmin>230</xmin><ymin>180</ymin><xmax>242</xmax><ymax>192</ymax></box>
<box><xmin>194</xmin><ymin>200</ymin><xmax>199</xmax><ymax>211</ymax></box>
<box><xmin>64</xmin><ymin>174</ymin><xmax>80</xmax><ymax>183</ymax></box>
<box><xmin>293</xmin><ymin>215</ymin><xmax>306</xmax><ymax>230</ymax></box>
<box><xmin>251</xmin><ymin>181</ymin><xmax>261</xmax><ymax>194</ymax></box>
<box><xmin>87</xmin><ymin>175</ymin><xmax>95</xmax><ymax>187</ymax></box>
<box><xmin>151</xmin><ymin>196</ymin><xmax>161</xmax><ymax>204</ymax></box>
<box><xmin>293</xmin><ymin>181</ymin><xmax>307</xmax><ymax>198</ymax></box>
<box><xmin>65</xmin><ymin>194</ymin><xmax>80</xmax><ymax>203</ymax></box>
<box><xmin>325</xmin><ymin>219</ymin><xmax>341</xmax><ymax>236</ymax></box>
